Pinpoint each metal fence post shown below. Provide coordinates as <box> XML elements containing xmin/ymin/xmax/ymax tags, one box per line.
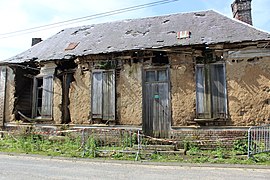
<box><xmin>135</xmin><ymin>130</ymin><xmax>140</xmax><ymax>161</ymax></box>
<box><xmin>248</xmin><ymin>127</ymin><xmax>251</xmax><ymax>158</ymax></box>
<box><xmin>81</xmin><ymin>128</ymin><xmax>86</xmax><ymax>157</ymax></box>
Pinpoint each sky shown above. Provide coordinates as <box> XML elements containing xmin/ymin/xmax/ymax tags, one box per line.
<box><xmin>0</xmin><ymin>0</ymin><xmax>269</xmax><ymax>60</ymax></box>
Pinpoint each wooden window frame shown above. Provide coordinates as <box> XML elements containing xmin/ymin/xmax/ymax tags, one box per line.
<box><xmin>195</xmin><ymin>63</ymin><xmax>228</xmax><ymax>120</ymax></box>
<box><xmin>32</xmin><ymin>75</ymin><xmax>54</xmax><ymax>119</ymax></box>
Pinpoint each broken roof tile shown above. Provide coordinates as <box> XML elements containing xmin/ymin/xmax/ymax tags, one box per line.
<box><xmin>65</xmin><ymin>42</ymin><xmax>80</xmax><ymax>51</ymax></box>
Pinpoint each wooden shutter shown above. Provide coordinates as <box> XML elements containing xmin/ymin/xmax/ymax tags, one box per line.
<box><xmin>92</xmin><ymin>71</ymin><xmax>103</xmax><ymax>119</ymax></box>
<box><xmin>92</xmin><ymin>70</ymin><xmax>115</xmax><ymax>120</ymax></box>
<box><xmin>102</xmin><ymin>71</ymin><xmax>115</xmax><ymax>120</ymax></box>
<box><xmin>196</xmin><ymin>63</ymin><xmax>227</xmax><ymax>119</ymax></box>
<box><xmin>41</xmin><ymin>76</ymin><xmax>53</xmax><ymax>118</ymax></box>
<box><xmin>210</xmin><ymin>64</ymin><xmax>227</xmax><ymax>118</ymax></box>
<box><xmin>196</xmin><ymin>64</ymin><xmax>211</xmax><ymax>118</ymax></box>
<box><xmin>0</xmin><ymin>66</ymin><xmax>7</xmax><ymax>125</ymax></box>
<box><xmin>195</xmin><ymin>65</ymin><xmax>205</xmax><ymax>117</ymax></box>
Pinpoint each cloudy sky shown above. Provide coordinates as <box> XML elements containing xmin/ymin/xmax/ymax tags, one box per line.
<box><xmin>0</xmin><ymin>0</ymin><xmax>269</xmax><ymax>60</ymax></box>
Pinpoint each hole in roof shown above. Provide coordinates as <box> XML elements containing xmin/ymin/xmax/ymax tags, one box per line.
<box><xmin>125</xmin><ymin>30</ymin><xmax>132</xmax><ymax>35</ymax></box>
<box><xmin>167</xmin><ymin>31</ymin><xmax>176</xmax><ymax>34</ymax></box>
<box><xmin>194</xmin><ymin>13</ymin><xmax>205</xmax><ymax>17</ymax></box>
<box><xmin>57</xmin><ymin>30</ymin><xmax>65</xmax><ymax>34</ymax></box>
<box><xmin>163</xmin><ymin>20</ymin><xmax>170</xmax><ymax>24</ymax></box>
<box><xmin>71</xmin><ymin>27</ymin><xmax>90</xmax><ymax>35</ymax></box>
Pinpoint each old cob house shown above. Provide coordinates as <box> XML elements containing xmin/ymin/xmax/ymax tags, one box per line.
<box><xmin>0</xmin><ymin>0</ymin><xmax>270</xmax><ymax>137</ymax></box>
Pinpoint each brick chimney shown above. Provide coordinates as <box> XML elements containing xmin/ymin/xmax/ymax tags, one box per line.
<box><xmin>231</xmin><ymin>0</ymin><xmax>252</xmax><ymax>25</ymax></box>
<box><xmin>31</xmin><ymin>38</ymin><xmax>42</xmax><ymax>46</ymax></box>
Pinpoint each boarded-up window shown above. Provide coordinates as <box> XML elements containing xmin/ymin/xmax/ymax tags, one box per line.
<box><xmin>32</xmin><ymin>75</ymin><xmax>53</xmax><ymax>118</ymax></box>
<box><xmin>196</xmin><ymin>63</ymin><xmax>227</xmax><ymax>119</ymax></box>
<box><xmin>0</xmin><ymin>66</ymin><xmax>7</xmax><ymax>125</ymax></box>
<box><xmin>92</xmin><ymin>70</ymin><xmax>115</xmax><ymax>121</ymax></box>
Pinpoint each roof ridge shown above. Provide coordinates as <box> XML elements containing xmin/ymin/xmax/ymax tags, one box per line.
<box><xmin>60</xmin><ymin>10</ymin><xmax>216</xmax><ymax>32</ymax></box>
<box><xmin>211</xmin><ymin>9</ymin><xmax>270</xmax><ymax>35</ymax></box>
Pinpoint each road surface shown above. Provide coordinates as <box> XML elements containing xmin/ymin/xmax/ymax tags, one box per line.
<box><xmin>0</xmin><ymin>154</ymin><xmax>269</xmax><ymax>180</ymax></box>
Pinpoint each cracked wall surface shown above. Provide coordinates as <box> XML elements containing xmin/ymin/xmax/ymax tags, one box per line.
<box><xmin>69</xmin><ymin>67</ymin><xmax>91</xmax><ymax>124</ymax></box>
<box><xmin>226</xmin><ymin>56</ymin><xmax>270</xmax><ymax>126</ymax></box>
<box><xmin>118</xmin><ymin>63</ymin><xmax>143</xmax><ymax>125</ymax></box>
<box><xmin>169</xmin><ymin>54</ymin><xmax>196</xmax><ymax>126</ymax></box>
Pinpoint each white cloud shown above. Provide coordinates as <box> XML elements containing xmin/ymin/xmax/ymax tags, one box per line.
<box><xmin>0</xmin><ymin>0</ymin><xmax>155</xmax><ymax>60</ymax></box>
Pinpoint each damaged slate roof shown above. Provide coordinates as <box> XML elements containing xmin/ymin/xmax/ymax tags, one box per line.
<box><xmin>5</xmin><ymin>10</ymin><xmax>270</xmax><ymax>63</ymax></box>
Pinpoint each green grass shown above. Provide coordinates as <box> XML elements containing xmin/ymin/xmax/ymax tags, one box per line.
<box><xmin>0</xmin><ymin>133</ymin><xmax>269</xmax><ymax>165</ymax></box>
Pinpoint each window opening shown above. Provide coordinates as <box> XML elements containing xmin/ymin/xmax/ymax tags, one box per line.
<box><xmin>32</xmin><ymin>76</ymin><xmax>53</xmax><ymax>119</ymax></box>
<box><xmin>36</xmin><ymin>78</ymin><xmax>43</xmax><ymax>117</ymax></box>
<box><xmin>195</xmin><ymin>63</ymin><xmax>227</xmax><ymax>120</ymax></box>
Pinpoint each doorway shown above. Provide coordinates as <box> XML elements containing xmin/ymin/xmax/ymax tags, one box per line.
<box><xmin>142</xmin><ymin>68</ymin><xmax>171</xmax><ymax>138</ymax></box>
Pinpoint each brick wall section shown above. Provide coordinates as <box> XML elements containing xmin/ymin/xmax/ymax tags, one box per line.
<box><xmin>171</xmin><ymin>127</ymin><xmax>248</xmax><ymax>149</ymax></box>
<box><xmin>4</xmin><ymin>124</ymin><xmax>249</xmax><ymax>150</ymax></box>
<box><xmin>231</xmin><ymin>0</ymin><xmax>252</xmax><ymax>25</ymax></box>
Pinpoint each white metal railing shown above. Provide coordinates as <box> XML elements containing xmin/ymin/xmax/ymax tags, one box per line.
<box><xmin>248</xmin><ymin>124</ymin><xmax>270</xmax><ymax>158</ymax></box>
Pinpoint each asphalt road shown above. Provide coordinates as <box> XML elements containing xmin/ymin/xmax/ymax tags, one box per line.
<box><xmin>0</xmin><ymin>154</ymin><xmax>269</xmax><ymax>180</ymax></box>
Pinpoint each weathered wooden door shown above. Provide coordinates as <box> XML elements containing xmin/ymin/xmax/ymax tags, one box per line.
<box><xmin>92</xmin><ymin>70</ymin><xmax>115</xmax><ymax>121</ymax></box>
<box><xmin>0</xmin><ymin>66</ymin><xmax>7</xmax><ymax>126</ymax></box>
<box><xmin>143</xmin><ymin>68</ymin><xmax>171</xmax><ymax>138</ymax></box>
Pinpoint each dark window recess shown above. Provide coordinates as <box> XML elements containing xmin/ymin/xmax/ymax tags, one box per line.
<box><xmin>60</xmin><ymin>73</ymin><xmax>74</xmax><ymax>124</ymax></box>
<box><xmin>32</xmin><ymin>76</ymin><xmax>53</xmax><ymax>119</ymax></box>
<box><xmin>195</xmin><ymin>50</ymin><xmax>221</xmax><ymax>64</ymax></box>
<box><xmin>152</xmin><ymin>52</ymin><xmax>169</xmax><ymax>65</ymax></box>
<box><xmin>94</xmin><ymin>60</ymin><xmax>117</xmax><ymax>69</ymax></box>
<box><xmin>196</xmin><ymin>63</ymin><xmax>228</xmax><ymax>120</ymax></box>
<box><xmin>14</xmin><ymin>67</ymin><xmax>38</xmax><ymax>120</ymax></box>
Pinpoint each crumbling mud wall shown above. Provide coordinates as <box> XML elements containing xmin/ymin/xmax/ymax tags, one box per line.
<box><xmin>53</xmin><ymin>77</ymin><xmax>62</xmax><ymax>124</ymax></box>
<box><xmin>4</xmin><ymin>67</ymin><xmax>15</xmax><ymax>123</ymax></box>
<box><xmin>169</xmin><ymin>54</ymin><xmax>196</xmax><ymax>126</ymax></box>
<box><xmin>69</xmin><ymin>67</ymin><xmax>91</xmax><ymax>124</ymax></box>
<box><xmin>117</xmin><ymin>63</ymin><xmax>142</xmax><ymax>125</ymax></box>
<box><xmin>226</xmin><ymin>56</ymin><xmax>270</xmax><ymax>126</ymax></box>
